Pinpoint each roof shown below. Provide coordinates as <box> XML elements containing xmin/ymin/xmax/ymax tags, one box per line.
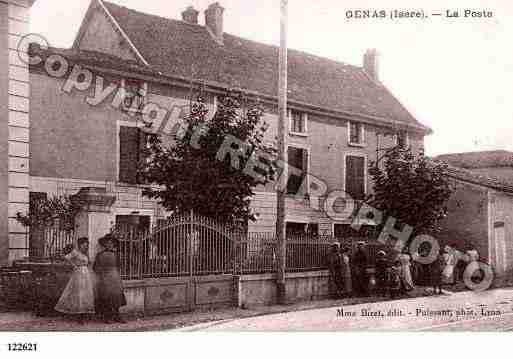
<box><xmin>76</xmin><ymin>0</ymin><xmax>430</xmax><ymax>133</ymax></box>
<box><xmin>435</xmin><ymin>150</ymin><xmax>513</xmax><ymax>169</ymax></box>
<box><xmin>30</xmin><ymin>46</ymin><xmax>159</xmax><ymax>79</ymax></box>
<box><xmin>431</xmin><ymin>160</ymin><xmax>513</xmax><ymax>194</ymax></box>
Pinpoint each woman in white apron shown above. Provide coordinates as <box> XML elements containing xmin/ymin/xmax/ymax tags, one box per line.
<box><xmin>398</xmin><ymin>253</ymin><xmax>415</xmax><ymax>291</ymax></box>
<box><xmin>442</xmin><ymin>246</ymin><xmax>456</xmax><ymax>285</ymax></box>
<box><xmin>55</xmin><ymin>237</ymin><xmax>95</xmax><ymax>322</ymax></box>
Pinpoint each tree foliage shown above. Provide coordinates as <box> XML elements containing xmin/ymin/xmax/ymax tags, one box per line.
<box><xmin>16</xmin><ymin>195</ymin><xmax>80</xmax><ymax>231</ymax></box>
<box><xmin>368</xmin><ymin>146</ymin><xmax>453</xmax><ymax>239</ymax></box>
<box><xmin>140</xmin><ymin>92</ymin><xmax>277</xmax><ymax>225</ymax></box>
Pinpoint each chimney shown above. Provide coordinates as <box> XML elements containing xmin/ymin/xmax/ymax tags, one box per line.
<box><xmin>182</xmin><ymin>6</ymin><xmax>199</xmax><ymax>24</ymax></box>
<box><xmin>205</xmin><ymin>2</ymin><xmax>224</xmax><ymax>44</ymax></box>
<box><xmin>363</xmin><ymin>49</ymin><xmax>380</xmax><ymax>81</ymax></box>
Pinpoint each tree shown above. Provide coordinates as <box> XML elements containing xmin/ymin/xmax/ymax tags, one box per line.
<box><xmin>16</xmin><ymin>195</ymin><xmax>79</xmax><ymax>231</ymax></box>
<box><xmin>140</xmin><ymin>92</ymin><xmax>277</xmax><ymax>225</ymax></box>
<box><xmin>368</xmin><ymin>146</ymin><xmax>453</xmax><ymax>240</ymax></box>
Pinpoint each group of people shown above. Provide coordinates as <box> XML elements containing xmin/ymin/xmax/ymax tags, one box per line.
<box><xmin>55</xmin><ymin>234</ymin><xmax>127</xmax><ymax>323</ymax></box>
<box><xmin>328</xmin><ymin>241</ymin><xmax>471</xmax><ymax>299</ymax></box>
<box><xmin>327</xmin><ymin>241</ymin><xmax>369</xmax><ymax>298</ymax></box>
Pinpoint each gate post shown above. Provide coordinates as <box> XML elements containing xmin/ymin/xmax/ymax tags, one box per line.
<box><xmin>188</xmin><ymin>209</ymin><xmax>195</xmax><ymax>311</ymax></box>
<box><xmin>71</xmin><ymin>187</ymin><xmax>116</xmax><ymax>258</ymax></box>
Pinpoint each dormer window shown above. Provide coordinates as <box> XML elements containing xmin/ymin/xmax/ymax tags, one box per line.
<box><xmin>348</xmin><ymin>121</ymin><xmax>365</xmax><ymax>146</ymax></box>
<box><xmin>121</xmin><ymin>79</ymin><xmax>147</xmax><ymax>114</ymax></box>
<box><xmin>289</xmin><ymin>109</ymin><xmax>307</xmax><ymax>136</ymax></box>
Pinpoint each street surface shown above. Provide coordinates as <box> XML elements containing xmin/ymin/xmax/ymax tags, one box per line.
<box><xmin>178</xmin><ymin>288</ymin><xmax>513</xmax><ymax>331</ymax></box>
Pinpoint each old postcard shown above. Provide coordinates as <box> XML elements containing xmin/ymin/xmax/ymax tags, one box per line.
<box><xmin>0</xmin><ymin>0</ymin><xmax>512</xmax><ymax>354</ymax></box>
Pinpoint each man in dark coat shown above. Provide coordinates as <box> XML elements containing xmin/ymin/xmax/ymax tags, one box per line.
<box><xmin>352</xmin><ymin>242</ymin><xmax>368</xmax><ymax>296</ymax></box>
<box><xmin>431</xmin><ymin>250</ymin><xmax>445</xmax><ymax>295</ymax></box>
<box><xmin>375</xmin><ymin>250</ymin><xmax>389</xmax><ymax>296</ymax></box>
<box><xmin>327</xmin><ymin>242</ymin><xmax>344</xmax><ymax>298</ymax></box>
<box><xmin>93</xmin><ymin>234</ymin><xmax>127</xmax><ymax>323</ymax></box>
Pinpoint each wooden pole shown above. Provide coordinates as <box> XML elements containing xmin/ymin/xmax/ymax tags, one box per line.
<box><xmin>276</xmin><ymin>0</ymin><xmax>288</xmax><ymax>304</ymax></box>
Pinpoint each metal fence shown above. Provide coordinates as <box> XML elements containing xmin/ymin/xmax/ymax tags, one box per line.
<box><xmin>116</xmin><ymin>217</ymin><xmax>392</xmax><ymax>280</ymax></box>
<box><xmin>29</xmin><ymin>226</ymin><xmax>76</xmax><ymax>259</ymax></box>
<box><xmin>115</xmin><ymin>213</ymin><xmax>241</xmax><ymax>280</ymax></box>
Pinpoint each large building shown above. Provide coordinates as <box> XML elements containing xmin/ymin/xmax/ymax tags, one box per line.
<box><xmin>2</xmin><ymin>0</ymin><xmax>431</xmax><ymax>264</ymax></box>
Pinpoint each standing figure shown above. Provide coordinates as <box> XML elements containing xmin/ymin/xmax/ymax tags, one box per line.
<box><xmin>399</xmin><ymin>253</ymin><xmax>415</xmax><ymax>291</ymax></box>
<box><xmin>387</xmin><ymin>259</ymin><xmax>403</xmax><ymax>299</ymax></box>
<box><xmin>352</xmin><ymin>242</ymin><xmax>368</xmax><ymax>296</ymax></box>
<box><xmin>327</xmin><ymin>242</ymin><xmax>344</xmax><ymax>298</ymax></box>
<box><xmin>55</xmin><ymin>237</ymin><xmax>95</xmax><ymax>322</ymax></box>
<box><xmin>375</xmin><ymin>250</ymin><xmax>389</xmax><ymax>296</ymax></box>
<box><xmin>441</xmin><ymin>246</ymin><xmax>456</xmax><ymax>285</ymax></box>
<box><xmin>94</xmin><ymin>234</ymin><xmax>127</xmax><ymax>323</ymax></box>
<box><xmin>431</xmin><ymin>250</ymin><xmax>444</xmax><ymax>295</ymax></box>
<box><xmin>341</xmin><ymin>247</ymin><xmax>352</xmax><ymax>296</ymax></box>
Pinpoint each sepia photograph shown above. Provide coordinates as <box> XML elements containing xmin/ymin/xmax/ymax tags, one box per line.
<box><xmin>0</xmin><ymin>0</ymin><xmax>512</xmax><ymax>356</ymax></box>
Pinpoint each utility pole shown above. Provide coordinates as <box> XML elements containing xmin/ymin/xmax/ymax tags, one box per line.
<box><xmin>276</xmin><ymin>0</ymin><xmax>288</xmax><ymax>304</ymax></box>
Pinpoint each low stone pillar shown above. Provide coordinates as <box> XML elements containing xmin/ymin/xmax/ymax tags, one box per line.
<box><xmin>72</xmin><ymin>187</ymin><xmax>116</xmax><ymax>258</ymax></box>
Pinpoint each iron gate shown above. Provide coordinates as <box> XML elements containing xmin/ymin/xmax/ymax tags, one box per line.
<box><xmin>115</xmin><ymin>211</ymin><xmax>241</xmax><ymax>311</ymax></box>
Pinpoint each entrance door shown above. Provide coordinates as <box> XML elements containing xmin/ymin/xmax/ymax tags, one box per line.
<box><xmin>494</xmin><ymin>222</ymin><xmax>506</xmax><ymax>275</ymax></box>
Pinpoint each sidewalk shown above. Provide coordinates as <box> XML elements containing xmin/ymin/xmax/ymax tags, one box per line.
<box><xmin>0</xmin><ymin>286</ymin><xmax>445</xmax><ymax>332</ymax></box>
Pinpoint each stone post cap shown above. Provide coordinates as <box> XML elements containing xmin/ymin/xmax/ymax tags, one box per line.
<box><xmin>71</xmin><ymin>187</ymin><xmax>116</xmax><ymax>213</ymax></box>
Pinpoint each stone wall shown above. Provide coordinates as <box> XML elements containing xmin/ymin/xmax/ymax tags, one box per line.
<box><xmin>121</xmin><ymin>270</ymin><xmax>330</xmax><ymax>314</ymax></box>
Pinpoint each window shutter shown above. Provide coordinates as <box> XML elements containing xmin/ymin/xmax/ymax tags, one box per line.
<box><xmin>302</xmin><ymin>149</ymin><xmax>309</xmax><ymax>194</ymax></box>
<box><xmin>119</xmin><ymin>126</ymin><xmax>140</xmax><ymax>184</ymax></box>
<box><xmin>287</xmin><ymin>147</ymin><xmax>305</xmax><ymax>194</ymax></box>
<box><xmin>346</xmin><ymin>156</ymin><xmax>365</xmax><ymax>200</ymax></box>
<box><xmin>137</xmin><ymin>129</ymin><xmax>149</xmax><ymax>184</ymax></box>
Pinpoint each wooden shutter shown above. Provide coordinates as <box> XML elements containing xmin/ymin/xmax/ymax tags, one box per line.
<box><xmin>287</xmin><ymin>147</ymin><xmax>306</xmax><ymax>195</ymax></box>
<box><xmin>137</xmin><ymin>129</ymin><xmax>148</xmax><ymax>184</ymax></box>
<box><xmin>119</xmin><ymin>126</ymin><xmax>140</xmax><ymax>184</ymax></box>
<box><xmin>345</xmin><ymin>156</ymin><xmax>365</xmax><ymax>200</ymax></box>
<box><xmin>301</xmin><ymin>149</ymin><xmax>308</xmax><ymax>195</ymax></box>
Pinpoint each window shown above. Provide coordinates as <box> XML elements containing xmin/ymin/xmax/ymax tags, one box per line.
<box><xmin>119</xmin><ymin>126</ymin><xmax>148</xmax><ymax>184</ymax></box>
<box><xmin>289</xmin><ymin>109</ymin><xmax>307</xmax><ymax>135</ymax></box>
<box><xmin>286</xmin><ymin>222</ymin><xmax>305</xmax><ymax>236</ymax></box>
<box><xmin>116</xmin><ymin>215</ymin><xmax>151</xmax><ymax>233</ymax></box>
<box><xmin>395</xmin><ymin>131</ymin><xmax>409</xmax><ymax>148</ymax></box>
<box><xmin>307</xmin><ymin>223</ymin><xmax>319</xmax><ymax>236</ymax></box>
<box><xmin>287</xmin><ymin>146</ymin><xmax>308</xmax><ymax>195</ymax></box>
<box><xmin>334</xmin><ymin>223</ymin><xmax>376</xmax><ymax>239</ymax></box>
<box><xmin>286</xmin><ymin>222</ymin><xmax>318</xmax><ymax>236</ymax></box>
<box><xmin>29</xmin><ymin>191</ymin><xmax>47</xmax><ymax>209</ymax></box>
<box><xmin>348</xmin><ymin>121</ymin><xmax>365</xmax><ymax>145</ymax></box>
<box><xmin>28</xmin><ymin>192</ymin><xmax>48</xmax><ymax>256</ymax></box>
<box><xmin>345</xmin><ymin>155</ymin><xmax>366</xmax><ymax>200</ymax></box>
<box><xmin>121</xmin><ymin>79</ymin><xmax>147</xmax><ymax>113</ymax></box>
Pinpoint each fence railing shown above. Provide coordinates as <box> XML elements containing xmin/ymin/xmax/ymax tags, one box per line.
<box><xmin>116</xmin><ymin>223</ymin><xmax>390</xmax><ymax>280</ymax></box>
<box><xmin>29</xmin><ymin>226</ymin><xmax>76</xmax><ymax>259</ymax></box>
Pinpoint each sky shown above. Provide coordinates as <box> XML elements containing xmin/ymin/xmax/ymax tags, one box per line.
<box><xmin>29</xmin><ymin>0</ymin><xmax>513</xmax><ymax>156</ymax></box>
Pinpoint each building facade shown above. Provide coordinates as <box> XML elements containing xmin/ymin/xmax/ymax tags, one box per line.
<box><xmin>3</xmin><ymin>0</ymin><xmax>431</xmax><ymax>263</ymax></box>
<box><xmin>436</xmin><ymin>164</ymin><xmax>513</xmax><ymax>281</ymax></box>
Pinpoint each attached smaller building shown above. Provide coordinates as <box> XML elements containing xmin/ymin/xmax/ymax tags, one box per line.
<box><xmin>436</xmin><ymin>163</ymin><xmax>513</xmax><ymax>283</ymax></box>
<box><xmin>436</xmin><ymin>150</ymin><xmax>513</xmax><ymax>183</ymax></box>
